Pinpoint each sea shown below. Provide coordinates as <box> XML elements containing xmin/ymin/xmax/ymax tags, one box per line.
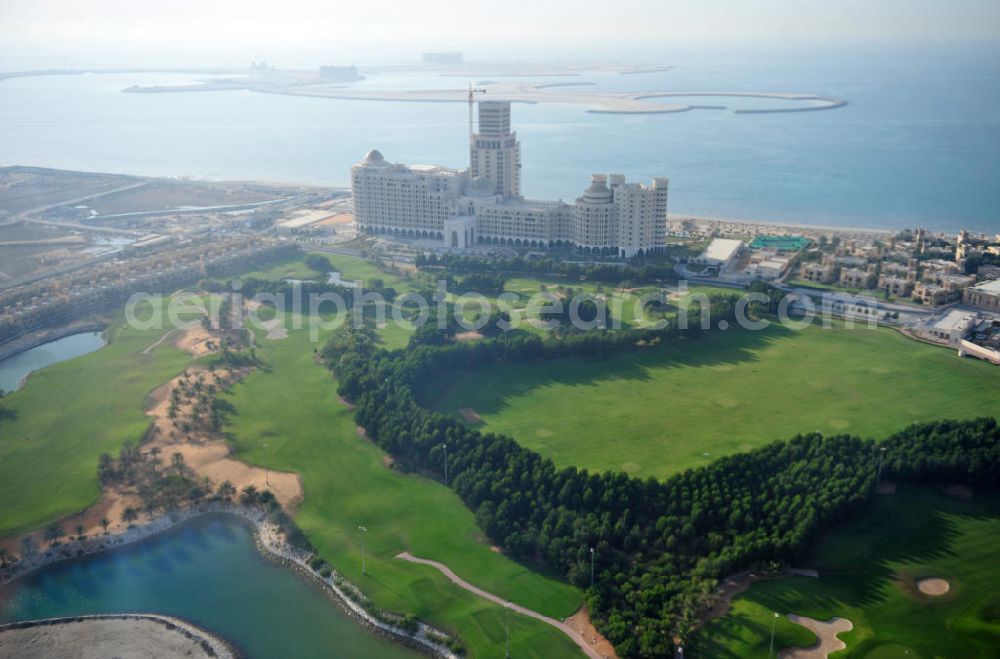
<box><xmin>0</xmin><ymin>43</ymin><xmax>998</xmax><ymax>234</ymax></box>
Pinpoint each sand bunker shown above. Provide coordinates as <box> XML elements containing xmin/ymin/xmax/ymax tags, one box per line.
<box><xmin>916</xmin><ymin>577</ymin><xmax>950</xmax><ymax>596</ymax></box>
<box><xmin>259</xmin><ymin>318</ymin><xmax>288</xmax><ymax>340</ymax></box>
<box><xmin>779</xmin><ymin>615</ymin><xmax>853</xmax><ymax>659</ymax></box>
<box><xmin>943</xmin><ymin>484</ymin><xmax>973</xmax><ymax>499</ymax></box>
<box><xmin>174</xmin><ymin>327</ymin><xmax>216</xmax><ymax>357</ymax></box>
<box><xmin>144</xmin><ymin>366</ymin><xmax>302</xmax><ymax>511</ymax></box>
<box><xmin>458</xmin><ymin>408</ymin><xmax>483</xmax><ymax>423</ymax></box>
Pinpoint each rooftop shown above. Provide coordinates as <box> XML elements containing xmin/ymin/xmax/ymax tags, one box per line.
<box><xmin>971</xmin><ymin>279</ymin><xmax>1000</xmax><ymax>295</ymax></box>
<box><xmin>700</xmin><ymin>238</ymin><xmax>745</xmax><ymax>261</ymax></box>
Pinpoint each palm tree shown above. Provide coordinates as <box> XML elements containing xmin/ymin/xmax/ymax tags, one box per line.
<box><xmin>19</xmin><ymin>535</ymin><xmax>36</xmax><ymax>557</ymax></box>
<box><xmin>122</xmin><ymin>507</ymin><xmax>140</xmax><ymax>527</ymax></box>
<box><xmin>217</xmin><ymin>480</ymin><xmax>236</xmax><ymax>501</ymax></box>
<box><xmin>240</xmin><ymin>484</ymin><xmax>259</xmax><ymax>506</ymax></box>
<box><xmin>100</xmin><ymin>518</ymin><xmax>111</xmax><ymax>534</ymax></box>
<box><xmin>44</xmin><ymin>522</ymin><xmax>64</xmax><ymax>546</ymax></box>
<box><xmin>171</xmin><ymin>452</ymin><xmax>186</xmax><ymax>476</ymax></box>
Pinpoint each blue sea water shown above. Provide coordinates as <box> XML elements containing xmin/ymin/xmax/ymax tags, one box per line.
<box><xmin>0</xmin><ymin>43</ymin><xmax>997</xmax><ymax>233</ymax></box>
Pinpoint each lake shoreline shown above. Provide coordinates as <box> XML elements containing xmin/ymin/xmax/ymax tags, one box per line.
<box><xmin>0</xmin><ymin>321</ymin><xmax>106</xmax><ymax>369</ymax></box>
<box><xmin>0</xmin><ymin>503</ymin><xmax>457</xmax><ymax>659</ymax></box>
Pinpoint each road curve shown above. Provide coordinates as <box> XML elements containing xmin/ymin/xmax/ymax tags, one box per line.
<box><xmin>396</xmin><ymin>551</ymin><xmax>604</xmax><ymax>659</ymax></box>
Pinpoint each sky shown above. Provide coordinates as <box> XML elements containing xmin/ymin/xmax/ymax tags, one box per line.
<box><xmin>2</xmin><ymin>0</ymin><xmax>999</xmax><ymax>68</ymax></box>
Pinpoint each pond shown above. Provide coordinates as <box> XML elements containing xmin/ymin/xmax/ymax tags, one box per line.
<box><xmin>0</xmin><ymin>515</ymin><xmax>420</xmax><ymax>659</ymax></box>
<box><xmin>0</xmin><ymin>332</ymin><xmax>106</xmax><ymax>394</ymax></box>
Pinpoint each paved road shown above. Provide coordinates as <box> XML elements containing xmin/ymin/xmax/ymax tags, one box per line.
<box><xmin>396</xmin><ymin>552</ymin><xmax>604</xmax><ymax>659</ymax></box>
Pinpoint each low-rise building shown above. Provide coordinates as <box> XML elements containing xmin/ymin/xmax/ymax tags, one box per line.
<box><xmin>690</xmin><ymin>238</ymin><xmax>746</xmax><ymax>273</ymax></box>
<box><xmin>964</xmin><ymin>279</ymin><xmax>1000</xmax><ymax>312</ymax></box>
<box><xmin>878</xmin><ymin>272</ymin><xmax>915</xmax><ymax>297</ymax></box>
<box><xmin>915</xmin><ymin>309</ymin><xmax>979</xmax><ymax>346</ymax></box>
<box><xmin>839</xmin><ymin>264</ymin><xmax>877</xmax><ymax>289</ymax></box>
<box><xmin>800</xmin><ymin>254</ymin><xmax>837</xmax><ymax>284</ymax></box>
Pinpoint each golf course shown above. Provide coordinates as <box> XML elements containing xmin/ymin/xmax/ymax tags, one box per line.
<box><xmin>221</xmin><ymin>312</ymin><xmax>586</xmax><ymax>657</ymax></box>
<box><xmin>422</xmin><ymin>319</ymin><xmax>1000</xmax><ymax>478</ymax></box>
<box><xmin>694</xmin><ymin>486</ymin><xmax>1000</xmax><ymax>658</ymax></box>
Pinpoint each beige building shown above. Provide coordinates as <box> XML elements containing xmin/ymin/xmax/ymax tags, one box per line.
<box><xmin>800</xmin><ymin>254</ymin><xmax>837</xmax><ymax>284</ymax></box>
<box><xmin>352</xmin><ymin>101</ymin><xmax>670</xmax><ymax>257</ymax></box>
<box><xmin>839</xmin><ymin>264</ymin><xmax>877</xmax><ymax>289</ymax></box>
<box><xmin>878</xmin><ymin>273</ymin><xmax>915</xmax><ymax>297</ymax></box>
<box><xmin>964</xmin><ymin>279</ymin><xmax>1000</xmax><ymax>312</ymax></box>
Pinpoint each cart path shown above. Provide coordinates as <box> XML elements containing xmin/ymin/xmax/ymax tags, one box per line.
<box><xmin>396</xmin><ymin>551</ymin><xmax>604</xmax><ymax>659</ymax></box>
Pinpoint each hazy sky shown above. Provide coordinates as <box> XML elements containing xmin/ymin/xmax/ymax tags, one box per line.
<box><xmin>2</xmin><ymin>0</ymin><xmax>999</xmax><ymax>67</ymax></box>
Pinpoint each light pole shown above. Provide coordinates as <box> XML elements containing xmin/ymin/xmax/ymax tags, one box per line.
<box><xmin>589</xmin><ymin>547</ymin><xmax>595</xmax><ymax>589</ymax></box>
<box><xmin>359</xmin><ymin>525</ymin><xmax>368</xmax><ymax>576</ymax></box>
<box><xmin>505</xmin><ymin>601</ymin><xmax>511</xmax><ymax>658</ymax></box>
<box><xmin>444</xmin><ymin>442</ymin><xmax>449</xmax><ymax>487</ymax></box>
<box><xmin>769</xmin><ymin>611</ymin><xmax>779</xmax><ymax>659</ymax></box>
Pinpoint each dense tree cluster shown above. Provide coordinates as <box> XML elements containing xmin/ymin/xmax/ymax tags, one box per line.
<box><xmin>415</xmin><ymin>253</ymin><xmax>678</xmax><ymax>286</ymax></box>
<box><xmin>321</xmin><ymin>306</ymin><xmax>998</xmax><ymax>656</ymax></box>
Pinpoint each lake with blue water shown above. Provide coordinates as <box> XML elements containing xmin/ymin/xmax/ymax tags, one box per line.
<box><xmin>0</xmin><ymin>515</ymin><xmax>420</xmax><ymax>658</ymax></box>
<box><xmin>0</xmin><ymin>331</ymin><xmax>105</xmax><ymax>393</ymax></box>
<box><xmin>0</xmin><ymin>44</ymin><xmax>997</xmax><ymax>232</ymax></box>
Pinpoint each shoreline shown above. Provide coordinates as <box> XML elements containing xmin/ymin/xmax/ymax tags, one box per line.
<box><xmin>0</xmin><ymin>164</ymin><xmax>986</xmax><ymax>236</ymax></box>
<box><xmin>0</xmin><ymin>503</ymin><xmax>458</xmax><ymax>658</ymax></box>
<box><xmin>0</xmin><ymin>321</ymin><xmax>106</xmax><ymax>365</ymax></box>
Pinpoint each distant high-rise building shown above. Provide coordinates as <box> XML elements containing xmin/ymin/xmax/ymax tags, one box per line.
<box><xmin>469</xmin><ymin>101</ymin><xmax>520</xmax><ymax>198</ymax></box>
<box><xmin>351</xmin><ymin>101</ymin><xmax>670</xmax><ymax>257</ymax></box>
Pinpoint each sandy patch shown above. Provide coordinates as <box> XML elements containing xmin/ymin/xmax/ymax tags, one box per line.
<box><xmin>260</xmin><ymin>318</ymin><xmax>288</xmax><ymax>340</ymax></box>
<box><xmin>779</xmin><ymin>615</ymin><xmax>853</xmax><ymax>659</ymax></box>
<box><xmin>565</xmin><ymin>606</ymin><xmax>619</xmax><ymax>659</ymax></box>
<box><xmin>454</xmin><ymin>331</ymin><xmax>483</xmax><ymax>341</ymax></box>
<box><xmin>916</xmin><ymin>577</ymin><xmax>950</xmax><ymax>596</ymax></box>
<box><xmin>0</xmin><ymin>615</ymin><xmax>233</xmax><ymax>659</ymax></box>
<box><xmin>356</xmin><ymin>425</ymin><xmax>367</xmax><ymax>437</ymax></box>
<box><xmin>143</xmin><ymin>367</ymin><xmax>302</xmax><ymax>512</ymax></box>
<box><xmin>174</xmin><ymin>327</ymin><xmax>216</xmax><ymax>357</ymax></box>
<box><xmin>458</xmin><ymin>408</ymin><xmax>482</xmax><ymax>423</ymax></box>
<box><xmin>535</xmin><ymin>428</ymin><xmax>553</xmax><ymax>437</ymax></box>
<box><xmin>943</xmin><ymin>484</ymin><xmax>973</xmax><ymax>499</ymax></box>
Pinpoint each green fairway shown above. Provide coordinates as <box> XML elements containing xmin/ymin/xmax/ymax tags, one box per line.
<box><xmin>224</xmin><ymin>317</ymin><xmax>584</xmax><ymax>658</ymax></box>
<box><xmin>695</xmin><ymin>486</ymin><xmax>1000</xmax><ymax>658</ymax></box>
<box><xmin>421</xmin><ymin>321</ymin><xmax>1000</xmax><ymax>479</ymax></box>
<box><xmin>0</xmin><ymin>303</ymin><xmax>193</xmax><ymax>536</ymax></box>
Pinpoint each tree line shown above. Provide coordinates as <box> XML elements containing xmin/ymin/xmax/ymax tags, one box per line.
<box><xmin>415</xmin><ymin>252</ymin><xmax>678</xmax><ymax>286</ymax></box>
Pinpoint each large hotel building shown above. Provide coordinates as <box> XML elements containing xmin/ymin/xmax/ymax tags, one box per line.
<box><xmin>351</xmin><ymin>101</ymin><xmax>669</xmax><ymax>257</ymax></box>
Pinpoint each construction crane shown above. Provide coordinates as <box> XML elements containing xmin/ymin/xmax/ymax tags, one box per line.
<box><xmin>467</xmin><ymin>83</ymin><xmax>487</xmax><ymax>137</ymax></box>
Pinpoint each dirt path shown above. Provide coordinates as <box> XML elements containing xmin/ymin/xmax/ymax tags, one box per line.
<box><xmin>141</xmin><ymin>328</ymin><xmax>178</xmax><ymax>354</ymax></box>
<box><xmin>396</xmin><ymin>551</ymin><xmax>606</xmax><ymax>659</ymax></box>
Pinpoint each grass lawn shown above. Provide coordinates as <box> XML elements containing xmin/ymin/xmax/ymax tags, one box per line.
<box><xmin>0</xmin><ymin>300</ymin><xmax>194</xmax><ymax>536</ymax></box>
<box><xmin>695</xmin><ymin>486</ymin><xmax>1000</xmax><ymax>658</ymax></box>
<box><xmin>224</xmin><ymin>318</ymin><xmax>584</xmax><ymax>658</ymax></box>
<box><xmin>421</xmin><ymin>321</ymin><xmax>1000</xmax><ymax>479</ymax></box>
